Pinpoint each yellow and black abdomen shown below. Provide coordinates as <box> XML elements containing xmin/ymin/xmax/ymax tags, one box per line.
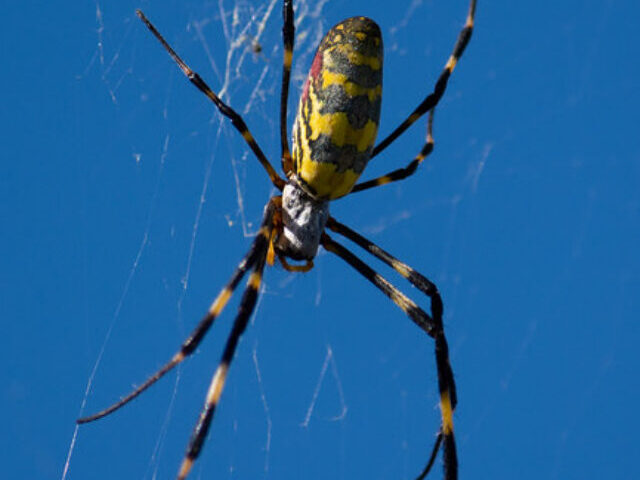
<box><xmin>291</xmin><ymin>17</ymin><xmax>383</xmax><ymax>200</ymax></box>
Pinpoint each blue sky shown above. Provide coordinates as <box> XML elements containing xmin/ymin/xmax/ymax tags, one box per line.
<box><xmin>2</xmin><ymin>1</ymin><xmax>639</xmax><ymax>479</ymax></box>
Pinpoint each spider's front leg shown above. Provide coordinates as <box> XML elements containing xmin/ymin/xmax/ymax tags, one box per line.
<box><xmin>136</xmin><ymin>10</ymin><xmax>286</xmax><ymax>190</ymax></box>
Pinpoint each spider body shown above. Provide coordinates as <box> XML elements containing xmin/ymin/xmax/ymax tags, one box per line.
<box><xmin>279</xmin><ymin>16</ymin><xmax>383</xmax><ymax>259</ymax></box>
<box><xmin>292</xmin><ymin>16</ymin><xmax>383</xmax><ymax>200</ymax></box>
<box><xmin>78</xmin><ymin>2</ymin><xmax>476</xmax><ymax>480</ymax></box>
<box><xmin>277</xmin><ymin>183</ymin><xmax>329</xmax><ymax>260</ymax></box>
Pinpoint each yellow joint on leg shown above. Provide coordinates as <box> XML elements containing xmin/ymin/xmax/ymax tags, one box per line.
<box><xmin>445</xmin><ymin>55</ymin><xmax>458</xmax><ymax>72</ymax></box>
<box><xmin>390</xmin><ymin>291</ymin><xmax>412</xmax><ymax>314</ymax></box>
<box><xmin>376</xmin><ymin>175</ymin><xmax>392</xmax><ymax>186</ymax></box>
<box><xmin>390</xmin><ymin>259</ymin><xmax>411</xmax><ymax>279</ymax></box>
<box><xmin>266</xmin><ymin>247</ymin><xmax>276</xmax><ymax>267</ymax></box>
<box><xmin>376</xmin><ymin>273</ymin><xmax>412</xmax><ymax>314</ymax></box>
<box><xmin>206</xmin><ymin>363</ymin><xmax>229</xmax><ymax>406</ymax></box>
<box><xmin>266</xmin><ymin>236</ymin><xmax>276</xmax><ymax>266</ymax></box>
<box><xmin>204</xmin><ymin>91</ymin><xmax>219</xmax><ymax>104</ymax></box>
<box><xmin>172</xmin><ymin>351</ymin><xmax>186</xmax><ymax>363</ymax></box>
<box><xmin>284</xmin><ymin>48</ymin><xmax>293</xmax><ymax>68</ymax></box>
<box><xmin>242</xmin><ymin>130</ymin><xmax>254</xmax><ymax>142</ymax></box>
<box><xmin>177</xmin><ymin>457</ymin><xmax>194</xmax><ymax>480</ymax></box>
<box><xmin>209</xmin><ymin>287</ymin><xmax>232</xmax><ymax>316</ymax></box>
<box><xmin>440</xmin><ymin>390</ymin><xmax>454</xmax><ymax>435</ymax></box>
<box><xmin>248</xmin><ymin>271</ymin><xmax>262</xmax><ymax>290</ymax></box>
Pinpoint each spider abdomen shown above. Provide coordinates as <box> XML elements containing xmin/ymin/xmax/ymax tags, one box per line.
<box><xmin>291</xmin><ymin>16</ymin><xmax>383</xmax><ymax>200</ymax></box>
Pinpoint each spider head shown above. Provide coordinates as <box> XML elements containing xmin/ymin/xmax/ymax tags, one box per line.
<box><xmin>276</xmin><ymin>182</ymin><xmax>330</xmax><ymax>261</ymax></box>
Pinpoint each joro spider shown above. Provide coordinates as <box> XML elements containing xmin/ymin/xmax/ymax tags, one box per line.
<box><xmin>78</xmin><ymin>1</ymin><xmax>476</xmax><ymax>479</ymax></box>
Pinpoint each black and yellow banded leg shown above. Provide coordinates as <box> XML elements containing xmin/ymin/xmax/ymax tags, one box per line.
<box><xmin>136</xmin><ymin>10</ymin><xmax>285</xmax><ymax>191</ymax></box>
<box><xmin>177</xmin><ymin>232</ymin><xmax>271</xmax><ymax>480</ymax></box>
<box><xmin>77</xmin><ymin>202</ymin><xmax>276</xmax><ymax>425</ymax></box>
<box><xmin>325</xmin><ymin>216</ymin><xmax>457</xmax><ymax>479</ymax></box>
<box><xmin>280</xmin><ymin>0</ymin><xmax>295</xmax><ymax>175</ymax></box>
<box><xmin>416</xmin><ymin>431</ymin><xmax>444</xmax><ymax>480</ymax></box>
<box><xmin>326</xmin><ymin>215</ymin><xmax>443</xmax><ymax>323</ymax></box>
<box><xmin>351</xmin><ymin>109</ymin><xmax>435</xmax><ymax>194</ymax></box>
<box><xmin>321</xmin><ymin>233</ymin><xmax>457</xmax><ymax>480</ymax></box>
<box><xmin>433</xmin><ymin>333</ymin><xmax>457</xmax><ymax>480</ymax></box>
<box><xmin>370</xmin><ymin>0</ymin><xmax>475</xmax><ymax>159</ymax></box>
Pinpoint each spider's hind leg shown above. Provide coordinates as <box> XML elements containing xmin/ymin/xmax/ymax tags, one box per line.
<box><xmin>177</xmin><ymin>233</ymin><xmax>272</xmax><ymax>479</ymax></box>
<box><xmin>322</xmin><ymin>222</ymin><xmax>457</xmax><ymax>480</ymax></box>
<box><xmin>78</xmin><ymin>199</ymin><xmax>278</xmax><ymax>426</ymax></box>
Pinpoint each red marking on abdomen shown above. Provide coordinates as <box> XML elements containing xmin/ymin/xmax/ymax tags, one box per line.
<box><xmin>301</xmin><ymin>52</ymin><xmax>323</xmax><ymax>103</ymax></box>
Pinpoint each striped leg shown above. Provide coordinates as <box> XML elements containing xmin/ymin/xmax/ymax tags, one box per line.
<box><xmin>321</xmin><ymin>233</ymin><xmax>457</xmax><ymax>480</ymax></box>
<box><xmin>370</xmin><ymin>0</ymin><xmax>475</xmax><ymax>159</ymax></box>
<box><xmin>136</xmin><ymin>10</ymin><xmax>285</xmax><ymax>191</ymax></box>
<box><xmin>77</xmin><ymin>201</ymin><xmax>276</xmax><ymax>424</ymax></box>
<box><xmin>280</xmin><ymin>0</ymin><xmax>295</xmax><ymax>175</ymax></box>
<box><xmin>416</xmin><ymin>431</ymin><xmax>444</xmax><ymax>480</ymax></box>
<box><xmin>351</xmin><ymin>110</ymin><xmax>435</xmax><ymax>194</ymax></box>
<box><xmin>177</xmin><ymin>230</ymin><xmax>271</xmax><ymax>480</ymax></box>
<box><xmin>326</xmin><ymin>216</ymin><xmax>446</xmax><ymax>324</ymax></box>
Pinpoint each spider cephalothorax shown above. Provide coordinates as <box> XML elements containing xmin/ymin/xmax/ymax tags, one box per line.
<box><xmin>276</xmin><ymin>182</ymin><xmax>329</xmax><ymax>261</ymax></box>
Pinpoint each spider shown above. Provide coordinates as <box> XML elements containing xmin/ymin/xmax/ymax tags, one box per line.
<box><xmin>78</xmin><ymin>1</ymin><xmax>476</xmax><ymax>479</ymax></box>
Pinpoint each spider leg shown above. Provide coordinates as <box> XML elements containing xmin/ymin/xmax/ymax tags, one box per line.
<box><xmin>321</xmin><ymin>233</ymin><xmax>457</xmax><ymax>480</ymax></box>
<box><xmin>416</xmin><ymin>431</ymin><xmax>444</xmax><ymax>480</ymax></box>
<box><xmin>136</xmin><ymin>10</ymin><xmax>285</xmax><ymax>190</ymax></box>
<box><xmin>280</xmin><ymin>0</ymin><xmax>295</xmax><ymax>175</ymax></box>
<box><xmin>177</xmin><ymin>226</ymin><xmax>272</xmax><ymax>480</ymax></box>
<box><xmin>370</xmin><ymin>0</ymin><xmax>475</xmax><ymax>159</ymax></box>
<box><xmin>326</xmin><ymin>217</ymin><xmax>457</xmax><ymax>479</ymax></box>
<box><xmin>77</xmin><ymin>200</ymin><xmax>277</xmax><ymax>424</ymax></box>
<box><xmin>351</xmin><ymin>110</ymin><xmax>435</xmax><ymax>194</ymax></box>
<box><xmin>326</xmin><ymin>216</ymin><xmax>446</xmax><ymax>330</ymax></box>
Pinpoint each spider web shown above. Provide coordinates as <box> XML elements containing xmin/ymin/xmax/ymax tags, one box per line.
<box><xmin>63</xmin><ymin>2</ymin><xmax>491</xmax><ymax>480</ymax></box>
